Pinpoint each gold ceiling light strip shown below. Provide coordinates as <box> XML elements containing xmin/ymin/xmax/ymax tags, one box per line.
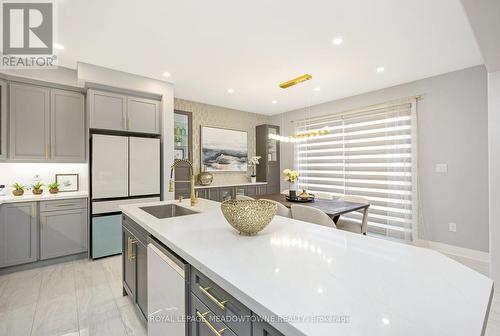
<box><xmin>269</xmin><ymin>127</ymin><xmax>329</xmax><ymax>143</ymax></box>
<box><xmin>279</xmin><ymin>74</ymin><xmax>312</xmax><ymax>89</ymax></box>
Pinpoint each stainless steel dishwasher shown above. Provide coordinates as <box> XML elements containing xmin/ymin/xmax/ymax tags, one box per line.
<box><xmin>147</xmin><ymin>237</ymin><xmax>190</xmax><ymax>336</ymax></box>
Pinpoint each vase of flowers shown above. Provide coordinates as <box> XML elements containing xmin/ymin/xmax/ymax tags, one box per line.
<box><xmin>249</xmin><ymin>156</ymin><xmax>261</xmax><ymax>183</ymax></box>
<box><xmin>283</xmin><ymin>169</ymin><xmax>299</xmax><ymax>197</ymax></box>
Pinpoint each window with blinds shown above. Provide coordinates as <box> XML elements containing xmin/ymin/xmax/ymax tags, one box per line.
<box><xmin>295</xmin><ymin>101</ymin><xmax>417</xmax><ymax>241</ymax></box>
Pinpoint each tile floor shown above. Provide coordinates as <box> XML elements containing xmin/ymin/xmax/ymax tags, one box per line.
<box><xmin>0</xmin><ymin>256</ymin><xmax>146</xmax><ymax>336</ymax></box>
<box><xmin>0</xmin><ymin>254</ymin><xmax>498</xmax><ymax>335</ymax></box>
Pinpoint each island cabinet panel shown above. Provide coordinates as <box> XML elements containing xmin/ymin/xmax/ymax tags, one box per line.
<box><xmin>122</xmin><ymin>215</ymin><xmax>149</xmax><ymax>321</ymax></box>
<box><xmin>219</xmin><ymin>187</ymin><xmax>235</xmax><ymax>202</ymax></box>
<box><xmin>196</xmin><ymin>188</ymin><xmax>208</xmax><ymax>199</ymax></box>
<box><xmin>122</xmin><ymin>226</ymin><xmax>137</xmax><ymax>300</ymax></box>
<box><xmin>252</xmin><ymin>318</ymin><xmax>284</xmax><ymax>336</ymax></box>
<box><xmin>0</xmin><ymin>202</ymin><xmax>37</xmax><ymax>268</ymax></box>
<box><xmin>191</xmin><ymin>294</ymin><xmax>237</xmax><ymax>336</ymax></box>
<box><xmin>208</xmin><ymin>188</ymin><xmax>219</xmax><ymax>202</ymax></box>
<box><xmin>191</xmin><ymin>267</ymin><xmax>252</xmax><ymax>336</ymax></box>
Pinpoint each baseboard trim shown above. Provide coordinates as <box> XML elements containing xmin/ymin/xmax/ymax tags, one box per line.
<box><xmin>415</xmin><ymin>239</ymin><xmax>490</xmax><ymax>263</ymax></box>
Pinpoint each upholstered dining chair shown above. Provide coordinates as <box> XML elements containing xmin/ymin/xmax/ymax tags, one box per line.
<box><xmin>236</xmin><ymin>195</ymin><xmax>254</xmax><ymax>200</ymax></box>
<box><xmin>261</xmin><ymin>199</ymin><xmax>291</xmax><ymax>218</ymax></box>
<box><xmin>290</xmin><ymin>204</ymin><xmax>336</xmax><ymax>228</ymax></box>
<box><xmin>336</xmin><ymin>195</ymin><xmax>369</xmax><ymax>234</ymax></box>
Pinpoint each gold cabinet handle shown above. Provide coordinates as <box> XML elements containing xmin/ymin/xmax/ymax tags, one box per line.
<box><xmin>199</xmin><ymin>286</ymin><xmax>228</xmax><ymax>310</ymax></box>
<box><xmin>127</xmin><ymin>237</ymin><xmax>138</xmax><ymax>261</ymax></box>
<box><xmin>51</xmin><ymin>144</ymin><xmax>55</xmax><ymax>159</ymax></box>
<box><xmin>123</xmin><ymin>117</ymin><xmax>127</xmax><ymax>130</ymax></box>
<box><xmin>55</xmin><ymin>203</ymin><xmax>77</xmax><ymax>207</ymax></box>
<box><xmin>127</xmin><ymin>119</ymin><xmax>131</xmax><ymax>130</ymax></box>
<box><xmin>45</xmin><ymin>144</ymin><xmax>49</xmax><ymax>159</ymax></box>
<box><xmin>196</xmin><ymin>311</ymin><xmax>227</xmax><ymax>336</ymax></box>
<box><xmin>31</xmin><ymin>203</ymin><xmax>35</xmax><ymax>218</ymax></box>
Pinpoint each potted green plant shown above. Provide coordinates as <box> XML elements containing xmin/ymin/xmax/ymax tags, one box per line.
<box><xmin>31</xmin><ymin>182</ymin><xmax>44</xmax><ymax>195</ymax></box>
<box><xmin>48</xmin><ymin>182</ymin><xmax>60</xmax><ymax>194</ymax></box>
<box><xmin>12</xmin><ymin>183</ymin><xmax>26</xmax><ymax>196</ymax></box>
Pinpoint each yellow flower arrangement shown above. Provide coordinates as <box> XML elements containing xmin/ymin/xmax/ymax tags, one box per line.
<box><xmin>283</xmin><ymin>169</ymin><xmax>299</xmax><ymax>183</ymax></box>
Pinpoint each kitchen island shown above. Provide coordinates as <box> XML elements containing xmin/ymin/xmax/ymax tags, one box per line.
<box><xmin>120</xmin><ymin>198</ymin><xmax>493</xmax><ymax>336</ymax></box>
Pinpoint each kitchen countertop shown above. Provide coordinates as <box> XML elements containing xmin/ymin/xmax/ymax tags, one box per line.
<box><xmin>194</xmin><ymin>181</ymin><xmax>267</xmax><ymax>189</ymax></box>
<box><xmin>0</xmin><ymin>191</ymin><xmax>88</xmax><ymax>204</ymax></box>
<box><xmin>120</xmin><ymin>199</ymin><xmax>493</xmax><ymax>336</ymax></box>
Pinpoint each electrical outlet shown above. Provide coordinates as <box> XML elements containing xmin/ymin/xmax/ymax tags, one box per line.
<box><xmin>436</xmin><ymin>164</ymin><xmax>448</xmax><ymax>173</ymax></box>
<box><xmin>448</xmin><ymin>222</ymin><xmax>457</xmax><ymax>233</ymax></box>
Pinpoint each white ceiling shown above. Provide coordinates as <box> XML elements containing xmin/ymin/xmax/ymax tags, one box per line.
<box><xmin>57</xmin><ymin>0</ymin><xmax>483</xmax><ymax>115</ymax></box>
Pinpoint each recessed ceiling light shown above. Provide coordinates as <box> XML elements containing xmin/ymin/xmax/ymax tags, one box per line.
<box><xmin>332</xmin><ymin>37</ymin><xmax>343</xmax><ymax>45</ymax></box>
<box><xmin>162</xmin><ymin>72</ymin><xmax>171</xmax><ymax>77</ymax></box>
<box><xmin>227</xmin><ymin>88</ymin><xmax>234</xmax><ymax>94</ymax></box>
<box><xmin>53</xmin><ymin>43</ymin><xmax>64</xmax><ymax>50</ymax></box>
<box><xmin>381</xmin><ymin>318</ymin><xmax>390</xmax><ymax>325</ymax></box>
<box><xmin>376</xmin><ymin>67</ymin><xmax>385</xmax><ymax>73</ymax></box>
<box><xmin>314</xmin><ymin>87</ymin><xmax>321</xmax><ymax>91</ymax></box>
<box><xmin>272</xmin><ymin>100</ymin><xmax>278</xmax><ymax>104</ymax></box>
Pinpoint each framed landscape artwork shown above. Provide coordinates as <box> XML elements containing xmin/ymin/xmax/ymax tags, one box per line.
<box><xmin>55</xmin><ymin>174</ymin><xmax>79</xmax><ymax>192</ymax></box>
<box><xmin>201</xmin><ymin>126</ymin><xmax>248</xmax><ymax>172</ymax></box>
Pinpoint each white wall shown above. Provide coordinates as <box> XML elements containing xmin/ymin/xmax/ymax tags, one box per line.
<box><xmin>0</xmin><ymin>163</ymin><xmax>88</xmax><ymax>192</ymax></box>
<box><xmin>489</xmin><ymin>71</ymin><xmax>500</xmax><ymax>282</ymax></box>
<box><xmin>271</xmin><ymin>65</ymin><xmax>489</xmax><ymax>252</ymax></box>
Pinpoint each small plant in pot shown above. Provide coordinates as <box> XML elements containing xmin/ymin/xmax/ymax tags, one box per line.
<box><xmin>249</xmin><ymin>156</ymin><xmax>261</xmax><ymax>183</ymax></box>
<box><xmin>31</xmin><ymin>182</ymin><xmax>44</xmax><ymax>195</ymax></box>
<box><xmin>48</xmin><ymin>182</ymin><xmax>60</xmax><ymax>194</ymax></box>
<box><xmin>12</xmin><ymin>183</ymin><xmax>26</xmax><ymax>196</ymax></box>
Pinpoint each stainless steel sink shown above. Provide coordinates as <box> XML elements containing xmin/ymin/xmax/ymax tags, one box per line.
<box><xmin>140</xmin><ymin>204</ymin><xmax>199</xmax><ymax>219</ymax></box>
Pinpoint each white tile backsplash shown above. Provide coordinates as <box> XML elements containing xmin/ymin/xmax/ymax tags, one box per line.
<box><xmin>0</xmin><ymin>163</ymin><xmax>88</xmax><ymax>192</ymax></box>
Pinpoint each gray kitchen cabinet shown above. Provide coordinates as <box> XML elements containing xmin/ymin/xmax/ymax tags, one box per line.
<box><xmin>51</xmin><ymin>89</ymin><xmax>86</xmax><ymax>162</ymax></box>
<box><xmin>123</xmin><ymin>226</ymin><xmax>137</xmax><ymax>301</ymax></box>
<box><xmin>0</xmin><ymin>203</ymin><xmax>37</xmax><ymax>268</ymax></box>
<box><xmin>252</xmin><ymin>318</ymin><xmax>284</xmax><ymax>336</ymax></box>
<box><xmin>219</xmin><ymin>187</ymin><xmax>235</xmax><ymax>201</ymax></box>
<box><xmin>0</xmin><ymin>80</ymin><xmax>7</xmax><ymax>160</ymax></box>
<box><xmin>89</xmin><ymin>89</ymin><xmax>127</xmax><ymax>131</ymax></box>
<box><xmin>9</xmin><ymin>83</ymin><xmax>50</xmax><ymax>161</ymax></box>
<box><xmin>256</xmin><ymin>125</ymin><xmax>281</xmax><ymax>194</ymax></box>
<box><xmin>128</xmin><ymin>96</ymin><xmax>160</xmax><ymax>134</ymax></box>
<box><xmin>39</xmin><ymin>208</ymin><xmax>88</xmax><ymax>260</ymax></box>
<box><xmin>122</xmin><ymin>216</ymin><xmax>149</xmax><ymax>321</ymax></box>
<box><xmin>136</xmin><ymin>239</ymin><xmax>148</xmax><ymax>317</ymax></box>
<box><xmin>208</xmin><ymin>188</ymin><xmax>219</xmax><ymax>201</ymax></box>
<box><xmin>191</xmin><ymin>294</ymin><xmax>238</xmax><ymax>336</ymax></box>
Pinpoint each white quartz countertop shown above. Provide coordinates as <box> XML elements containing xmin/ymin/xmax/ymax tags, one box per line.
<box><xmin>0</xmin><ymin>191</ymin><xmax>88</xmax><ymax>204</ymax></box>
<box><xmin>120</xmin><ymin>199</ymin><xmax>493</xmax><ymax>336</ymax></box>
<box><xmin>195</xmin><ymin>182</ymin><xmax>267</xmax><ymax>189</ymax></box>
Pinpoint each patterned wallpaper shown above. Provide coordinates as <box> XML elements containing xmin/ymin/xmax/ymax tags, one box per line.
<box><xmin>174</xmin><ymin>98</ymin><xmax>271</xmax><ymax>185</ymax></box>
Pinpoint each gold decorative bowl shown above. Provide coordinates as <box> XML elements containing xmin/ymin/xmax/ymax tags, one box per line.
<box><xmin>221</xmin><ymin>200</ymin><xmax>277</xmax><ymax>235</ymax></box>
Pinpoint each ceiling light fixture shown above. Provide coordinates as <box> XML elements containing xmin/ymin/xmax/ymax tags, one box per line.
<box><xmin>53</xmin><ymin>43</ymin><xmax>64</xmax><ymax>50</ymax></box>
<box><xmin>269</xmin><ymin>127</ymin><xmax>329</xmax><ymax>143</ymax></box>
<box><xmin>162</xmin><ymin>72</ymin><xmax>171</xmax><ymax>77</ymax></box>
<box><xmin>376</xmin><ymin>66</ymin><xmax>385</xmax><ymax>73</ymax></box>
<box><xmin>332</xmin><ymin>37</ymin><xmax>343</xmax><ymax>45</ymax></box>
<box><xmin>279</xmin><ymin>74</ymin><xmax>312</xmax><ymax>89</ymax></box>
<box><xmin>314</xmin><ymin>87</ymin><xmax>321</xmax><ymax>91</ymax></box>
<box><xmin>272</xmin><ymin>100</ymin><xmax>278</xmax><ymax>104</ymax></box>
<box><xmin>227</xmin><ymin>88</ymin><xmax>234</xmax><ymax>93</ymax></box>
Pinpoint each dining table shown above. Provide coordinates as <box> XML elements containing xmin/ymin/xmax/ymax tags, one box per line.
<box><xmin>254</xmin><ymin>192</ymin><xmax>370</xmax><ymax>224</ymax></box>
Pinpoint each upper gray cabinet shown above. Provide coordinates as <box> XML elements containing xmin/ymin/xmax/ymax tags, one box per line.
<box><xmin>9</xmin><ymin>83</ymin><xmax>51</xmax><ymax>161</ymax></box>
<box><xmin>127</xmin><ymin>96</ymin><xmax>160</xmax><ymax>134</ymax></box>
<box><xmin>89</xmin><ymin>89</ymin><xmax>160</xmax><ymax>134</ymax></box>
<box><xmin>9</xmin><ymin>83</ymin><xmax>85</xmax><ymax>162</ymax></box>
<box><xmin>0</xmin><ymin>80</ymin><xmax>7</xmax><ymax>160</ymax></box>
<box><xmin>51</xmin><ymin>89</ymin><xmax>86</xmax><ymax>162</ymax></box>
<box><xmin>89</xmin><ymin>90</ymin><xmax>127</xmax><ymax>131</ymax></box>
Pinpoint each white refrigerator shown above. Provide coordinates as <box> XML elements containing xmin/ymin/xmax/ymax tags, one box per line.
<box><xmin>91</xmin><ymin>134</ymin><xmax>160</xmax><ymax>258</ymax></box>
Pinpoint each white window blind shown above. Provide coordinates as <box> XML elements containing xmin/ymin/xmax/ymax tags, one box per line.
<box><xmin>295</xmin><ymin>100</ymin><xmax>418</xmax><ymax>241</ymax></box>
